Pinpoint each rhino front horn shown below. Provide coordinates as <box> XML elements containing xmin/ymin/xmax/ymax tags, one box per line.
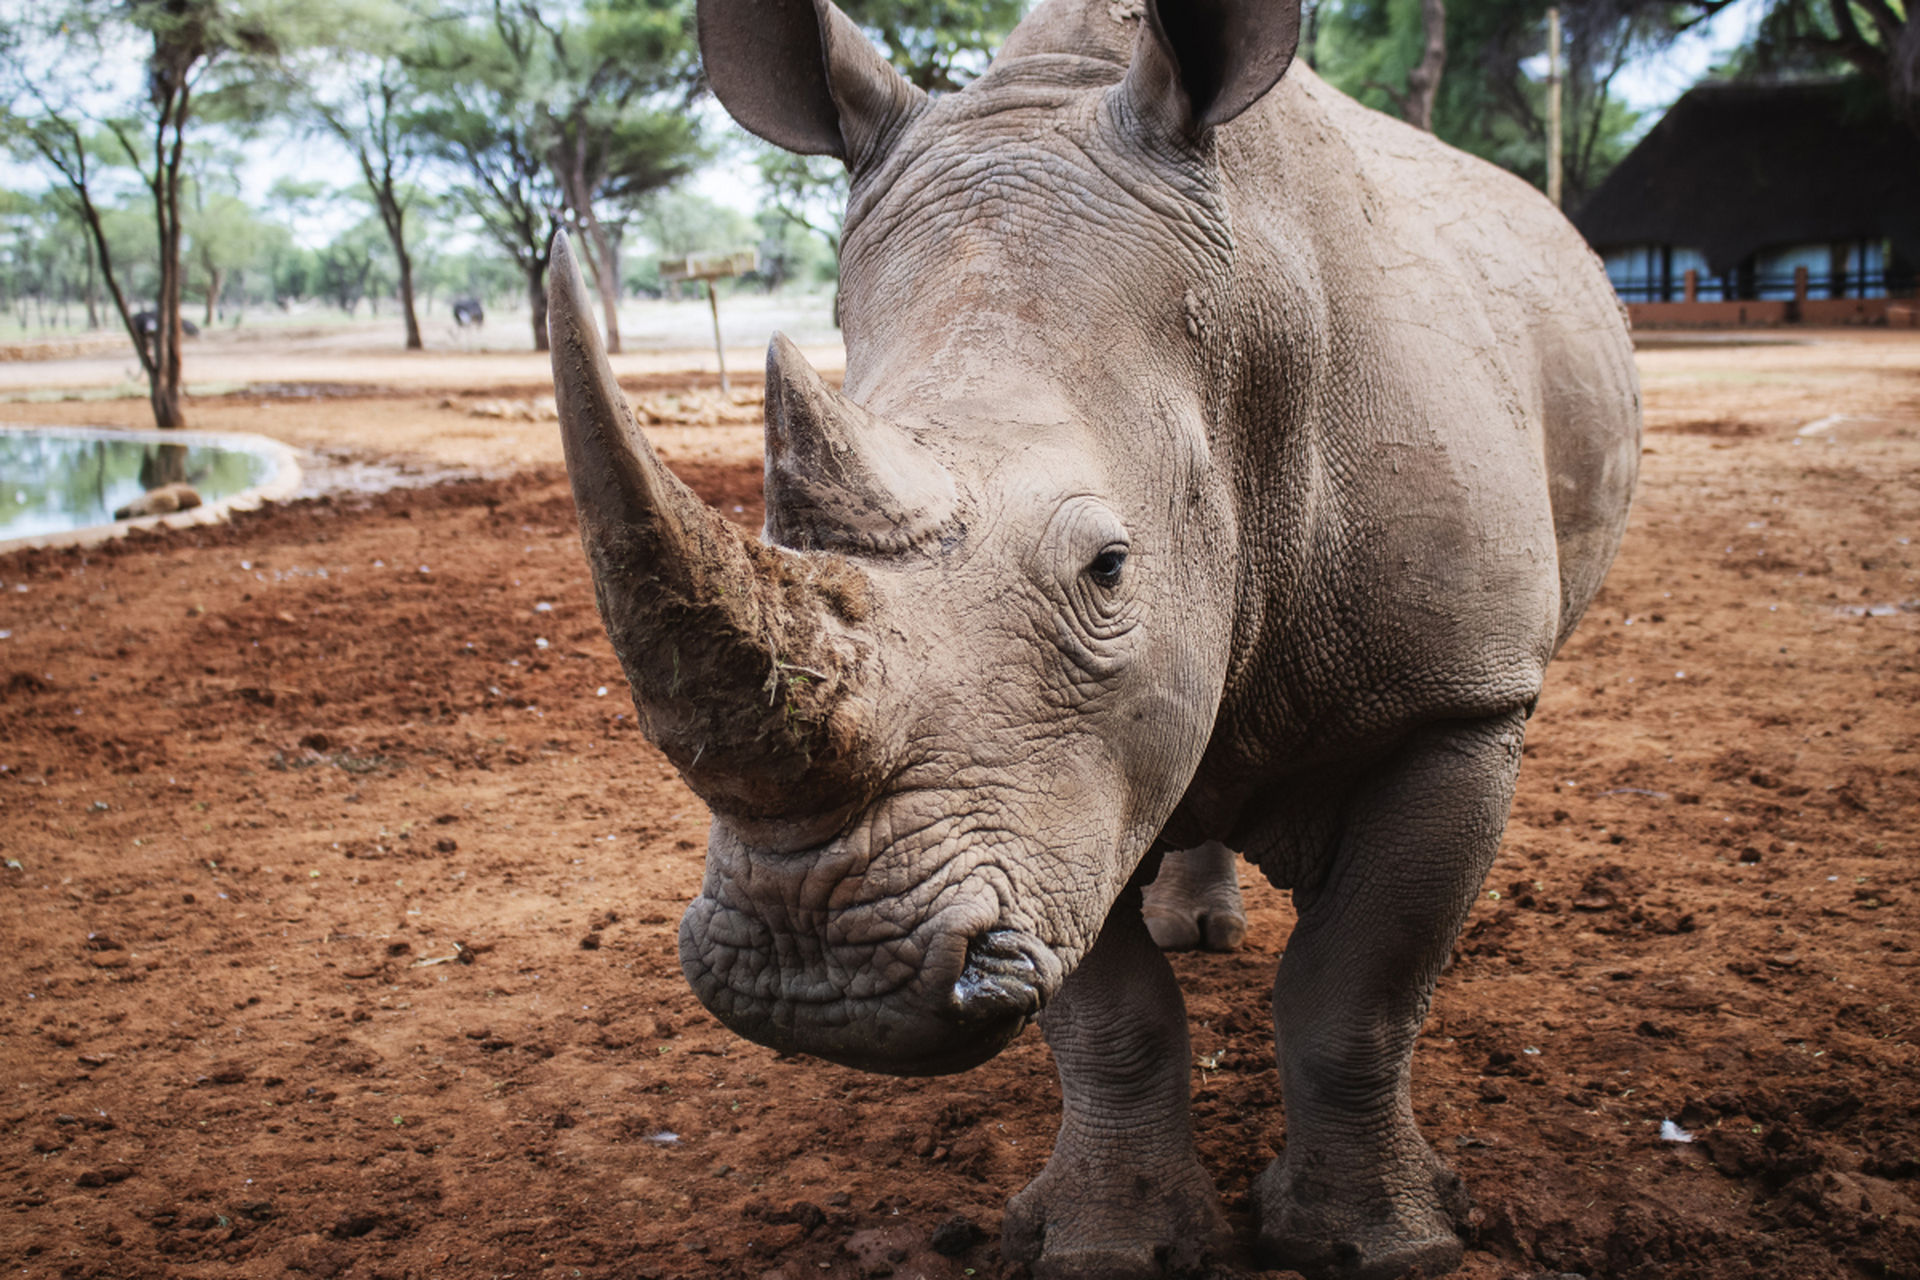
<box><xmin>764</xmin><ymin>333</ymin><xmax>955</xmax><ymax>553</ymax></box>
<box><xmin>549</xmin><ymin>232</ymin><xmax>881</xmax><ymax>847</ymax></box>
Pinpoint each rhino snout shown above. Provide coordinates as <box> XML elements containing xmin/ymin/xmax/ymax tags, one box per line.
<box><xmin>678</xmin><ymin>880</ymin><xmax>1063</xmax><ymax>1077</ymax></box>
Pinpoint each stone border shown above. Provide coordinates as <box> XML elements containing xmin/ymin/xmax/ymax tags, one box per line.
<box><xmin>0</xmin><ymin>424</ymin><xmax>303</xmax><ymax>555</ymax></box>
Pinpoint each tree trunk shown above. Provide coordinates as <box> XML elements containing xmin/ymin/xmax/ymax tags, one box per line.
<box><xmin>371</xmin><ymin>171</ymin><xmax>423</xmax><ymax>351</ymax></box>
<box><xmin>527</xmin><ymin>262</ymin><xmax>549</xmax><ymax>352</ymax></box>
<box><xmin>554</xmin><ymin>134</ymin><xmax>621</xmax><ymax>354</ymax></box>
<box><xmin>151</xmin><ymin>104</ymin><xmax>188</xmax><ymax>430</ymax></box>
<box><xmin>83</xmin><ymin>245</ymin><xmax>100</xmax><ymax>330</ymax></box>
<box><xmin>396</xmin><ymin>241</ymin><xmax>422</xmax><ymax>350</ymax></box>
<box><xmin>68</xmin><ymin>167</ymin><xmax>148</xmax><ymax>375</ymax></box>
<box><xmin>583</xmin><ymin>217</ymin><xmax>623</xmax><ymax>355</ymax></box>
<box><xmin>1404</xmin><ymin>0</ymin><xmax>1447</xmax><ymax>132</ymax></box>
<box><xmin>204</xmin><ymin>264</ymin><xmax>223</xmax><ymax>328</ymax></box>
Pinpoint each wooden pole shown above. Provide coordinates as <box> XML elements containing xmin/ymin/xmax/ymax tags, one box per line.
<box><xmin>707</xmin><ymin>279</ymin><xmax>729</xmax><ymax>393</ymax></box>
<box><xmin>1546</xmin><ymin>7</ymin><xmax>1563</xmax><ymax>209</ymax></box>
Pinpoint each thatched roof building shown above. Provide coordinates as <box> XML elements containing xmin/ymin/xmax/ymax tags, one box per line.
<box><xmin>1573</xmin><ymin>81</ymin><xmax>1920</xmax><ymax>294</ymax></box>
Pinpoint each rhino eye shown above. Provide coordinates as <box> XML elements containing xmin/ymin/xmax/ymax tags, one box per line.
<box><xmin>1087</xmin><ymin>546</ymin><xmax>1127</xmax><ymax>588</ymax></box>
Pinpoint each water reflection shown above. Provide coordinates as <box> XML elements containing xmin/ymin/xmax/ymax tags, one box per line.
<box><xmin>0</xmin><ymin>429</ymin><xmax>276</xmax><ymax>540</ymax></box>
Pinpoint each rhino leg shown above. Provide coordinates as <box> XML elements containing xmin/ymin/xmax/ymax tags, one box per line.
<box><xmin>1003</xmin><ymin>882</ymin><xmax>1229</xmax><ymax>1279</ymax></box>
<box><xmin>1253</xmin><ymin>711</ymin><xmax>1528</xmax><ymax>1280</ymax></box>
<box><xmin>1142</xmin><ymin>840</ymin><xmax>1248</xmax><ymax>952</ymax></box>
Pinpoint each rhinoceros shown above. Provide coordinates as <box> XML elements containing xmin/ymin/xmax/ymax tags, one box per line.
<box><xmin>548</xmin><ymin>0</ymin><xmax>1639</xmax><ymax>1272</ymax></box>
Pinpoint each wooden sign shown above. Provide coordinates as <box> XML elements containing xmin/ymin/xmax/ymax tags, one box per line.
<box><xmin>658</xmin><ymin>249</ymin><xmax>760</xmax><ymax>392</ymax></box>
<box><xmin>659</xmin><ymin>250</ymin><xmax>759</xmax><ymax>283</ymax></box>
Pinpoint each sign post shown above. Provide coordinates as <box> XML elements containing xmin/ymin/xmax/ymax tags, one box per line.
<box><xmin>658</xmin><ymin>250</ymin><xmax>759</xmax><ymax>392</ymax></box>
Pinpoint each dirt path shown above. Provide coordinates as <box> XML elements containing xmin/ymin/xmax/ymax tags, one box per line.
<box><xmin>1</xmin><ymin>331</ymin><xmax>1917</xmax><ymax>1280</ymax></box>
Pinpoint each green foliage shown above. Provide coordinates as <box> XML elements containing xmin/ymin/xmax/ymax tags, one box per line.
<box><xmin>407</xmin><ymin>2</ymin><xmax>702</xmax><ymax>255</ymax></box>
<box><xmin>1315</xmin><ymin>0</ymin><xmax>1432</xmax><ymax>115</ymax></box>
<box><xmin>266</xmin><ymin>238</ymin><xmax>320</xmax><ymax>302</ymax></box>
<box><xmin>626</xmin><ymin>188</ymin><xmax>756</xmax><ymax>292</ymax></box>
<box><xmin>416</xmin><ymin>246</ymin><xmax>519</xmax><ymax>306</ymax></box>
<box><xmin>753</xmin><ymin>207</ymin><xmax>838</xmax><ymax>292</ymax></box>
<box><xmin>186</xmin><ymin>191</ymin><xmax>272</xmax><ymax>272</ymax></box>
<box><xmin>315</xmin><ymin>215</ymin><xmax>395</xmax><ymax>313</ymax></box>
<box><xmin>277</xmin><ymin>0</ymin><xmax>442</xmax><ymax>344</ymax></box>
<box><xmin>1714</xmin><ymin>0</ymin><xmax>1916</xmax><ymax>134</ymax></box>
<box><xmin>405</xmin><ymin>6</ymin><xmax>569</xmax><ymax>276</ymax></box>
<box><xmin>756</xmin><ymin>150</ymin><xmax>845</xmax><ymax>255</ymax></box>
<box><xmin>837</xmin><ymin>0</ymin><xmax>1028</xmax><ymax>91</ymax></box>
<box><xmin>1317</xmin><ymin>0</ymin><xmax>1659</xmax><ymax>207</ymax></box>
<box><xmin>634</xmin><ymin>189</ymin><xmax>757</xmax><ymax>257</ymax></box>
<box><xmin>0</xmin><ymin>191</ymin><xmax>97</xmax><ymax>323</ymax></box>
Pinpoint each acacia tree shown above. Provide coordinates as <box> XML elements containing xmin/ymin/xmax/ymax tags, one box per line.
<box><xmin>410</xmin><ymin>0</ymin><xmax>701</xmax><ymax>352</ymax></box>
<box><xmin>185</xmin><ymin>189</ymin><xmax>269</xmax><ymax>324</ymax></box>
<box><xmin>310</xmin><ymin>60</ymin><xmax>431</xmax><ymax>346</ymax></box>
<box><xmin>287</xmin><ymin>1</ymin><xmax>437</xmax><ymax>349</ymax></box>
<box><xmin>0</xmin><ymin>0</ymin><xmax>326</xmax><ymax>427</ymax></box>
<box><xmin>538</xmin><ymin>0</ymin><xmax>702</xmax><ymax>353</ymax></box>
<box><xmin>411</xmin><ymin>3</ymin><xmax>568</xmax><ymax>350</ymax></box>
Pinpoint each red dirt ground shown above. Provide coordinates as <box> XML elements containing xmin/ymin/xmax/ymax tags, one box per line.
<box><xmin>3</xmin><ymin>344</ymin><xmax>1918</xmax><ymax>1280</ymax></box>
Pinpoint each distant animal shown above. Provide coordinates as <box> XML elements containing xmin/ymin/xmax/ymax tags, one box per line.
<box><xmin>451</xmin><ymin>299</ymin><xmax>485</xmax><ymax>327</ymax></box>
<box><xmin>114</xmin><ymin>483</ymin><xmax>202</xmax><ymax>521</ymax></box>
<box><xmin>550</xmin><ymin>0</ymin><xmax>1640</xmax><ymax>1275</ymax></box>
<box><xmin>129</xmin><ymin>310</ymin><xmax>200</xmax><ymax>341</ymax></box>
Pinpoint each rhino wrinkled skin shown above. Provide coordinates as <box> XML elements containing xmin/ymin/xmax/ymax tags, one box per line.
<box><xmin>549</xmin><ymin>0</ymin><xmax>1640</xmax><ymax>1273</ymax></box>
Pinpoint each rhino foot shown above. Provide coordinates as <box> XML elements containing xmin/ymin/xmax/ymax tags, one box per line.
<box><xmin>1142</xmin><ymin>841</ymin><xmax>1248</xmax><ymax>952</ymax></box>
<box><xmin>1252</xmin><ymin>1142</ymin><xmax>1470</xmax><ymax>1280</ymax></box>
<box><xmin>1002</xmin><ymin>1154</ymin><xmax>1229</xmax><ymax>1279</ymax></box>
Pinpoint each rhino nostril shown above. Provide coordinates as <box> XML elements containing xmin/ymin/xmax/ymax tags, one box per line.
<box><xmin>950</xmin><ymin>930</ymin><xmax>1043</xmax><ymax>1027</ymax></box>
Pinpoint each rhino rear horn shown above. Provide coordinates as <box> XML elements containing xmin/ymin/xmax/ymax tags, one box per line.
<box><xmin>763</xmin><ymin>334</ymin><xmax>956</xmax><ymax>554</ymax></box>
<box><xmin>549</xmin><ymin>232</ymin><xmax>880</xmax><ymax>844</ymax></box>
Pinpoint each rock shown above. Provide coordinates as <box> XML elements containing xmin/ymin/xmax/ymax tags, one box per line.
<box><xmin>114</xmin><ymin>483</ymin><xmax>202</xmax><ymax>520</ymax></box>
<box><xmin>75</xmin><ymin>1163</ymin><xmax>135</xmax><ymax>1187</ymax></box>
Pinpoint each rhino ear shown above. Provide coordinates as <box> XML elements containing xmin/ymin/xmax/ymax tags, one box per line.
<box><xmin>1123</xmin><ymin>0</ymin><xmax>1301</xmax><ymax>136</ymax></box>
<box><xmin>698</xmin><ymin>0</ymin><xmax>925</xmax><ymax>167</ymax></box>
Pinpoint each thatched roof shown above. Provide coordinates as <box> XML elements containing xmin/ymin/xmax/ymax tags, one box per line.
<box><xmin>1572</xmin><ymin>80</ymin><xmax>1920</xmax><ymax>275</ymax></box>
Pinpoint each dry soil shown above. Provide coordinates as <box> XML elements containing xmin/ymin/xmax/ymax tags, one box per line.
<box><xmin>1</xmin><ymin>330</ymin><xmax>1918</xmax><ymax>1280</ymax></box>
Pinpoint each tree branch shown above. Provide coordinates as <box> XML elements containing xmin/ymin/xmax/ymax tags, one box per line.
<box><xmin>1362</xmin><ymin>76</ymin><xmax>1412</xmax><ymax>118</ymax></box>
<box><xmin>1673</xmin><ymin>0</ymin><xmax>1745</xmax><ymax>35</ymax></box>
<box><xmin>21</xmin><ymin>117</ymin><xmax>154</xmax><ymax>378</ymax></box>
<box><xmin>1827</xmin><ymin>0</ymin><xmax>1893</xmax><ymax>73</ymax></box>
<box><xmin>1846</xmin><ymin>0</ymin><xmax>1904</xmax><ymax>50</ymax></box>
